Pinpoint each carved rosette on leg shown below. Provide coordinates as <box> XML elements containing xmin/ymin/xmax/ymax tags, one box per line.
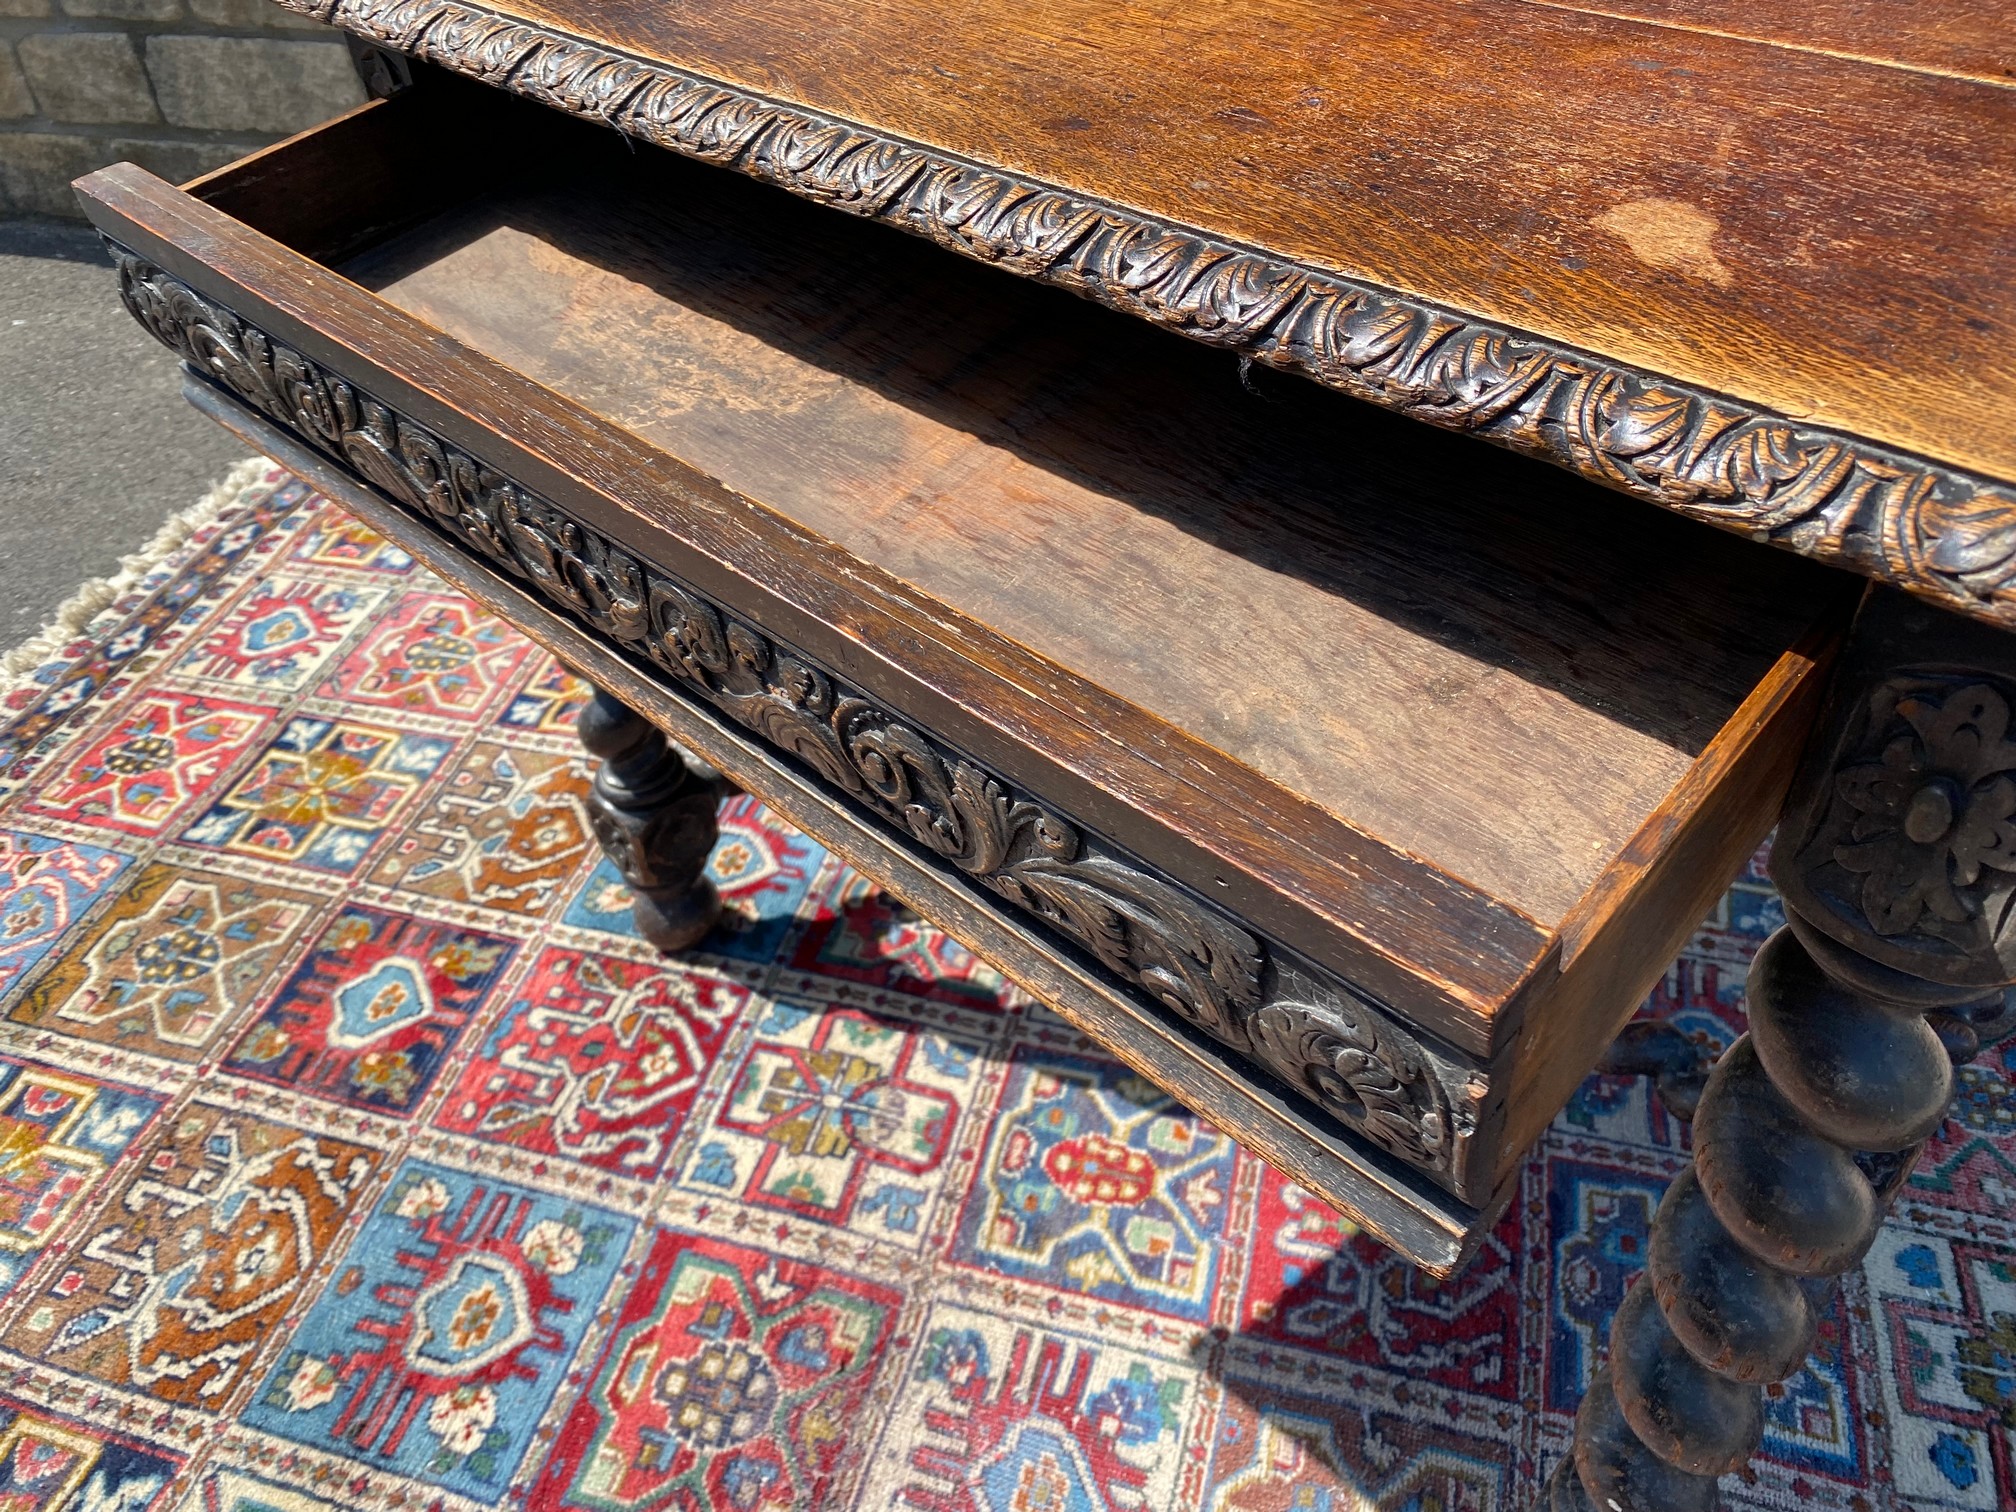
<box><xmin>1549</xmin><ymin>598</ymin><xmax>2016</xmax><ymax>1511</ymax></box>
<box><xmin>577</xmin><ymin>687</ymin><xmax>723</xmax><ymax>952</ymax></box>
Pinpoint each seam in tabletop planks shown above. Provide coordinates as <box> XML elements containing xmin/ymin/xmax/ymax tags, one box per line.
<box><xmin>267</xmin><ymin>0</ymin><xmax>2016</xmax><ymax>628</ymax></box>
<box><xmin>109</xmin><ymin>244</ymin><xmax>1493</xmax><ymax>1198</ymax></box>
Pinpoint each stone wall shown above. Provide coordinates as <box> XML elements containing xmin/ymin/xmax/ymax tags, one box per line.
<box><xmin>0</xmin><ymin>0</ymin><xmax>365</xmax><ymax>218</ymax></box>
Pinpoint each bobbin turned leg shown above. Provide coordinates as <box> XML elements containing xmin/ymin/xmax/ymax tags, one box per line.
<box><xmin>1546</xmin><ymin>590</ymin><xmax>2016</xmax><ymax>1511</ymax></box>
<box><xmin>577</xmin><ymin>687</ymin><xmax>722</xmax><ymax>952</ymax></box>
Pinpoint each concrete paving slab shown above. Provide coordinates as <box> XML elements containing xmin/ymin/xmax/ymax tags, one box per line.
<box><xmin>0</xmin><ymin>215</ymin><xmax>248</xmax><ymax>645</ymax></box>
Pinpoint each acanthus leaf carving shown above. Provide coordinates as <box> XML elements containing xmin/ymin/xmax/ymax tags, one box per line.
<box><xmin>109</xmin><ymin>246</ymin><xmax>1483</xmax><ymax>1187</ymax></box>
<box><xmin>1248</xmin><ymin>998</ymin><xmax>1459</xmax><ymax>1171</ymax></box>
<box><xmin>1924</xmin><ymin>490</ymin><xmax>2016</xmax><ymax>583</ymax></box>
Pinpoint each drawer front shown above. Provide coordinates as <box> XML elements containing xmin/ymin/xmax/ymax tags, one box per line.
<box><xmin>74</xmin><ymin>59</ymin><xmax>1854</xmax><ymax>1274</ymax></box>
<box><xmin>165</xmin><ymin>336</ymin><xmax>1516</xmax><ymax>1282</ymax></box>
<box><xmin>111</xmin><ymin>244</ymin><xmax>1490</xmax><ymax>1175</ymax></box>
<box><xmin>75</xmin><ymin>100</ymin><xmax>1559</xmax><ymax>1053</ymax></box>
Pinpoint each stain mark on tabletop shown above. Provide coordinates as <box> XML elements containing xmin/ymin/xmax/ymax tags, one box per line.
<box><xmin>1593</xmin><ymin>197</ymin><xmax>1733</xmax><ymax>288</ymax></box>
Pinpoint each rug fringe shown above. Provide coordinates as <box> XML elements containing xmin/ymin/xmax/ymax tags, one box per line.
<box><xmin>0</xmin><ymin>457</ymin><xmax>276</xmax><ymax>699</ymax></box>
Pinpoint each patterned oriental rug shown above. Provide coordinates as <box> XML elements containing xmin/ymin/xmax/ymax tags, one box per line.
<box><xmin>0</xmin><ymin>462</ymin><xmax>2008</xmax><ymax>1512</ymax></box>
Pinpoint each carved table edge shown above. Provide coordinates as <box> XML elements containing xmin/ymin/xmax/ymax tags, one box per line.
<box><xmin>266</xmin><ymin>0</ymin><xmax>2016</xmax><ymax>630</ymax></box>
<box><xmin>109</xmin><ymin>242</ymin><xmax>1502</xmax><ymax>1203</ymax></box>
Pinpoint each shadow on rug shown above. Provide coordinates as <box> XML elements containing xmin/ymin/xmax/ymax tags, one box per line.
<box><xmin>0</xmin><ymin>464</ymin><xmax>2010</xmax><ymax>1512</ymax></box>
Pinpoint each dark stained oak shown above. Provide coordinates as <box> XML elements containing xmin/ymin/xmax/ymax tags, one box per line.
<box><xmin>86</xmin><ymin>136</ymin><xmax>1558</xmax><ymax>1058</ymax></box>
<box><xmin>65</xmin><ymin>6</ymin><xmax>2016</xmax><ymax>1492</ymax></box>
<box><xmin>576</xmin><ymin>688</ymin><xmax>724</xmax><ymax>952</ymax></box>
<box><xmin>333</xmin><ymin>155</ymin><xmax>1852</xmax><ymax>1185</ymax></box>
<box><xmin>181</xmin><ymin>374</ymin><xmax>1506</xmax><ymax>1275</ymax></box>
<box><xmin>257</xmin><ymin>0</ymin><xmax>2016</xmax><ymax>632</ymax></box>
<box><xmin>1551</xmin><ymin>589</ymin><xmax>2016</xmax><ymax>1508</ymax></box>
<box><xmin>185</xmin><ymin>80</ymin><xmax>536</xmax><ymax>266</ymax></box>
<box><xmin>72</xmin><ymin>81</ymin><xmax>1850</xmax><ymax>1259</ymax></box>
<box><xmin>1493</xmin><ymin>617</ymin><xmax>1837</xmax><ymax>1173</ymax></box>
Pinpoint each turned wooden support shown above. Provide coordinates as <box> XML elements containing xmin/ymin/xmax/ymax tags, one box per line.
<box><xmin>1549</xmin><ymin>591</ymin><xmax>2016</xmax><ymax>1512</ymax></box>
<box><xmin>1598</xmin><ymin>1021</ymin><xmax>1711</xmax><ymax>1123</ymax></box>
<box><xmin>577</xmin><ymin>686</ymin><xmax>723</xmax><ymax>952</ymax></box>
<box><xmin>344</xmin><ymin>32</ymin><xmax>412</xmax><ymax>97</ymax></box>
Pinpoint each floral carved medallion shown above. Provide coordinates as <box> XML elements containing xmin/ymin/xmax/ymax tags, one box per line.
<box><xmin>1835</xmin><ymin>684</ymin><xmax>2016</xmax><ymax>940</ymax></box>
<box><xmin>1783</xmin><ymin>674</ymin><xmax>2016</xmax><ymax>983</ymax></box>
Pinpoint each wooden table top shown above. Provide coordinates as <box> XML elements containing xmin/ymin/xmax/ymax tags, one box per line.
<box><xmin>288</xmin><ymin>0</ymin><xmax>2016</xmax><ymax>624</ymax></box>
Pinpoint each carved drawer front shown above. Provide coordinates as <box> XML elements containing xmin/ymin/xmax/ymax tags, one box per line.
<box><xmin>75</xmin><ymin>76</ymin><xmax>1849</xmax><ymax>1273</ymax></box>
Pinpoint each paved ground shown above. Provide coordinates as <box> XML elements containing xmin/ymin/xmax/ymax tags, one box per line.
<box><xmin>0</xmin><ymin>216</ymin><xmax>249</xmax><ymax>648</ymax></box>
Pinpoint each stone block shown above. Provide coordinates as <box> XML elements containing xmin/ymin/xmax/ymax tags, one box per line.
<box><xmin>62</xmin><ymin>0</ymin><xmax>182</xmax><ymax>19</ymax></box>
<box><xmin>145</xmin><ymin>34</ymin><xmax>361</xmax><ymax>133</ymax></box>
<box><xmin>0</xmin><ymin>130</ymin><xmax>99</xmax><ymax>216</ymax></box>
<box><xmin>185</xmin><ymin>0</ymin><xmax>329</xmax><ymax>29</ymax></box>
<box><xmin>0</xmin><ymin>43</ymin><xmax>35</xmax><ymax>118</ymax></box>
<box><xmin>0</xmin><ymin>0</ymin><xmax>53</xmax><ymax>17</ymax></box>
<box><xmin>0</xmin><ymin>130</ymin><xmax>242</xmax><ymax>217</ymax></box>
<box><xmin>107</xmin><ymin>132</ymin><xmax>242</xmax><ymax>186</ymax></box>
<box><xmin>16</xmin><ymin>31</ymin><xmax>159</xmax><ymax>124</ymax></box>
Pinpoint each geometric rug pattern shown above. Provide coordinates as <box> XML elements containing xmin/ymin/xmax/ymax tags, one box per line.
<box><xmin>0</xmin><ymin>464</ymin><xmax>2008</xmax><ymax>1511</ymax></box>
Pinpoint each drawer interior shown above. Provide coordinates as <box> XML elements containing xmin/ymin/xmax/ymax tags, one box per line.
<box><xmin>180</xmin><ymin>85</ymin><xmax>1844</xmax><ymax>938</ymax></box>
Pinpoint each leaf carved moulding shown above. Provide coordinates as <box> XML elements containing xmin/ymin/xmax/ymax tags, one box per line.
<box><xmin>276</xmin><ymin>0</ymin><xmax>2016</xmax><ymax>628</ymax></box>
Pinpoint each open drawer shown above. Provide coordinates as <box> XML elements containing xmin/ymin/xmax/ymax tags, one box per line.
<box><xmin>74</xmin><ymin>75</ymin><xmax>1853</xmax><ymax>1273</ymax></box>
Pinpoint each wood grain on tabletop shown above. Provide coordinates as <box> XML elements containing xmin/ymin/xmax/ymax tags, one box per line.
<box><xmin>490</xmin><ymin>0</ymin><xmax>2016</xmax><ymax>486</ymax></box>
<box><xmin>345</xmin><ymin>147</ymin><xmax>1845</xmax><ymax>941</ymax></box>
<box><xmin>1515</xmin><ymin>0</ymin><xmax>2016</xmax><ymax>85</ymax></box>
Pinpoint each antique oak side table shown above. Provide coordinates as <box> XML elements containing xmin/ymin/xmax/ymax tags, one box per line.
<box><xmin>68</xmin><ymin>2</ymin><xmax>2016</xmax><ymax>1505</ymax></box>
